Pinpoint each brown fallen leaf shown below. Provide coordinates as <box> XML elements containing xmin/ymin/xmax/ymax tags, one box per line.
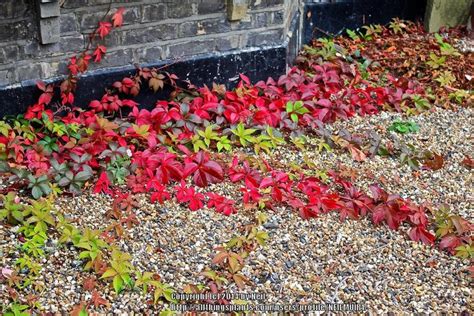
<box><xmin>90</xmin><ymin>290</ymin><xmax>109</xmax><ymax>308</ymax></box>
<box><xmin>348</xmin><ymin>144</ymin><xmax>367</xmax><ymax>162</ymax></box>
<box><xmin>71</xmin><ymin>302</ymin><xmax>88</xmax><ymax>316</ymax></box>
<box><xmin>423</xmin><ymin>152</ymin><xmax>444</xmax><ymax>170</ymax></box>
<box><xmin>82</xmin><ymin>276</ymin><xmax>97</xmax><ymax>292</ymax></box>
<box><xmin>462</xmin><ymin>156</ymin><xmax>474</xmax><ymax>169</ymax></box>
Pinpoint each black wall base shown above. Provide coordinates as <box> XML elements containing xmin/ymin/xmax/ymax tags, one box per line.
<box><xmin>303</xmin><ymin>0</ymin><xmax>427</xmax><ymax>43</ymax></box>
<box><xmin>0</xmin><ymin>46</ymin><xmax>287</xmax><ymax>116</ymax></box>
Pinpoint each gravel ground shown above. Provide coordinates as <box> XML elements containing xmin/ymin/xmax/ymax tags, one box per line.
<box><xmin>271</xmin><ymin>107</ymin><xmax>473</xmax><ymax>221</ymax></box>
<box><xmin>2</xmin><ymin>190</ymin><xmax>471</xmax><ymax>314</ymax></box>
<box><xmin>1</xmin><ymin>107</ymin><xmax>472</xmax><ymax>314</ymax></box>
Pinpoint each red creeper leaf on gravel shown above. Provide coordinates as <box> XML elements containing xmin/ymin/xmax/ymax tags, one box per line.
<box><xmin>439</xmin><ymin>235</ymin><xmax>462</xmax><ymax>254</ymax></box>
<box><xmin>207</xmin><ymin>193</ymin><xmax>236</xmax><ymax>216</ymax></box>
<box><xmin>174</xmin><ymin>180</ymin><xmax>205</xmax><ymax>211</ymax></box>
<box><xmin>408</xmin><ymin>226</ymin><xmax>435</xmax><ymax>245</ymax></box>
<box><xmin>94</xmin><ymin>171</ymin><xmax>112</xmax><ymax>195</ymax></box>
<box><xmin>184</xmin><ymin>151</ymin><xmax>224</xmax><ymax>187</ymax></box>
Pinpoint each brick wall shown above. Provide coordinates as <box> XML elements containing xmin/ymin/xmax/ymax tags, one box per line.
<box><xmin>0</xmin><ymin>0</ymin><xmax>301</xmax><ymax>87</ymax></box>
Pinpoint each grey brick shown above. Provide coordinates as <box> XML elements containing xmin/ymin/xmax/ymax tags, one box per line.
<box><xmin>0</xmin><ymin>46</ymin><xmax>20</xmax><ymax>64</ymax></box>
<box><xmin>202</xmin><ymin>18</ymin><xmax>233</xmax><ymax>33</ymax></box>
<box><xmin>167</xmin><ymin>39</ymin><xmax>215</xmax><ymax>58</ymax></box>
<box><xmin>245</xmin><ymin>28</ymin><xmax>283</xmax><ymax>47</ymax></box>
<box><xmin>39</xmin><ymin>18</ymin><xmax>61</xmax><ymax>44</ymax></box>
<box><xmin>17</xmin><ymin>63</ymin><xmax>43</xmax><ymax>82</ymax></box>
<box><xmin>179</xmin><ymin>18</ymin><xmax>231</xmax><ymax>37</ymax></box>
<box><xmin>272</xmin><ymin>10</ymin><xmax>284</xmax><ymax>25</ymax></box>
<box><xmin>61</xmin><ymin>0</ymin><xmax>88</xmax><ymax>9</ymax></box>
<box><xmin>23</xmin><ymin>41</ymin><xmax>61</xmax><ymax>58</ymax></box>
<box><xmin>57</xmin><ymin>60</ymin><xmax>70</xmax><ymax>75</ymax></box>
<box><xmin>21</xmin><ymin>34</ymin><xmax>84</xmax><ymax>59</ymax></box>
<box><xmin>79</xmin><ymin>12</ymin><xmax>104</xmax><ymax>30</ymax></box>
<box><xmin>253</xmin><ymin>12</ymin><xmax>271</xmax><ymax>28</ymax></box>
<box><xmin>229</xmin><ymin>17</ymin><xmax>252</xmax><ymax>31</ymax></box>
<box><xmin>60</xmin><ymin>35</ymin><xmax>86</xmax><ymax>53</ymax></box>
<box><xmin>0</xmin><ymin>20</ymin><xmax>34</xmax><ymax>42</ymax></box>
<box><xmin>0</xmin><ymin>0</ymin><xmax>295</xmax><ymax>87</ymax></box>
<box><xmin>121</xmin><ymin>7</ymin><xmax>141</xmax><ymax>26</ymax></box>
<box><xmin>0</xmin><ymin>0</ymin><xmax>30</xmax><ymax>20</ymax></box>
<box><xmin>141</xmin><ymin>4</ymin><xmax>167</xmax><ymax>23</ymax></box>
<box><xmin>65</xmin><ymin>0</ymin><xmax>138</xmax><ymax>8</ymax></box>
<box><xmin>88</xmin><ymin>0</ymin><xmax>141</xmax><ymax>5</ymax></box>
<box><xmin>136</xmin><ymin>46</ymin><xmax>164</xmax><ymax>64</ymax></box>
<box><xmin>249</xmin><ymin>0</ymin><xmax>284</xmax><ymax>9</ymax></box>
<box><xmin>39</xmin><ymin>2</ymin><xmax>60</xmax><ymax>18</ymax></box>
<box><xmin>40</xmin><ymin>61</ymin><xmax>62</xmax><ymax>79</ymax></box>
<box><xmin>167</xmin><ymin>0</ymin><xmax>195</xmax><ymax>19</ymax></box>
<box><xmin>215</xmin><ymin>34</ymin><xmax>241</xmax><ymax>51</ymax></box>
<box><xmin>89</xmin><ymin>48</ymin><xmax>135</xmax><ymax>69</ymax></box>
<box><xmin>123</xmin><ymin>25</ymin><xmax>177</xmax><ymax>45</ymax></box>
<box><xmin>93</xmin><ymin>30</ymin><xmax>122</xmax><ymax>48</ymax></box>
<box><xmin>198</xmin><ymin>0</ymin><xmax>225</xmax><ymax>14</ymax></box>
<box><xmin>60</xmin><ymin>13</ymin><xmax>78</xmax><ymax>34</ymax></box>
<box><xmin>0</xmin><ymin>69</ymin><xmax>14</xmax><ymax>87</ymax></box>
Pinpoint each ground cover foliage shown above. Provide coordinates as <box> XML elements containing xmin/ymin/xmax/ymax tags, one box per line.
<box><xmin>0</xmin><ymin>10</ymin><xmax>473</xmax><ymax>314</ymax></box>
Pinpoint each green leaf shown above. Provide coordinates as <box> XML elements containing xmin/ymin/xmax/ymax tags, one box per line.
<box><xmin>455</xmin><ymin>245</ymin><xmax>474</xmax><ymax>259</ymax></box>
<box><xmin>113</xmin><ymin>275</ymin><xmax>124</xmax><ymax>294</ymax></box>
<box><xmin>79</xmin><ymin>309</ymin><xmax>89</xmax><ymax>316</ymax></box>
<box><xmin>346</xmin><ymin>29</ymin><xmax>360</xmax><ymax>41</ymax></box>
<box><xmin>0</xmin><ymin>121</ymin><xmax>11</xmax><ymax>136</ymax></box>
<box><xmin>101</xmin><ymin>268</ymin><xmax>118</xmax><ymax>279</ymax></box>
<box><xmin>291</xmin><ymin>113</ymin><xmax>298</xmax><ymax>123</ymax></box>
<box><xmin>75</xmin><ymin>170</ymin><xmax>92</xmax><ymax>182</ymax></box>
<box><xmin>31</xmin><ymin>186</ymin><xmax>43</xmax><ymax>199</ymax></box>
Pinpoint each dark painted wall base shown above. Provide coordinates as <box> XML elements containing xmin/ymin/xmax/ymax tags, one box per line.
<box><xmin>0</xmin><ymin>46</ymin><xmax>287</xmax><ymax>116</ymax></box>
<box><xmin>303</xmin><ymin>0</ymin><xmax>427</xmax><ymax>42</ymax></box>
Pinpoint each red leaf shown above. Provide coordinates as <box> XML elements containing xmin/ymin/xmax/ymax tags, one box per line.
<box><xmin>239</xmin><ymin>73</ymin><xmax>250</xmax><ymax>85</ymax></box>
<box><xmin>174</xmin><ymin>180</ymin><xmax>205</xmax><ymax>211</ymax></box>
<box><xmin>38</xmin><ymin>92</ymin><xmax>52</xmax><ymax>105</ymax></box>
<box><xmin>36</xmin><ymin>81</ymin><xmax>46</xmax><ymax>92</ymax></box>
<box><xmin>89</xmin><ymin>100</ymin><xmax>103</xmax><ymax>112</ymax></box>
<box><xmin>112</xmin><ymin>7</ymin><xmax>125</xmax><ymax>28</ymax></box>
<box><xmin>68</xmin><ymin>56</ymin><xmax>79</xmax><ymax>75</ymax></box>
<box><xmin>61</xmin><ymin>92</ymin><xmax>74</xmax><ymax>105</ymax></box>
<box><xmin>207</xmin><ymin>193</ymin><xmax>236</xmax><ymax>216</ymax></box>
<box><xmin>439</xmin><ymin>234</ymin><xmax>462</xmax><ymax>254</ymax></box>
<box><xmin>408</xmin><ymin>226</ymin><xmax>435</xmax><ymax>245</ymax></box>
<box><xmin>93</xmin><ymin>45</ymin><xmax>107</xmax><ymax>63</ymax></box>
<box><xmin>152</xmin><ymin>152</ymin><xmax>183</xmax><ymax>184</ymax></box>
<box><xmin>97</xmin><ymin>21</ymin><xmax>112</xmax><ymax>39</ymax></box>
<box><xmin>94</xmin><ymin>172</ymin><xmax>112</xmax><ymax>195</ymax></box>
<box><xmin>148</xmin><ymin>179</ymin><xmax>171</xmax><ymax>204</ymax></box>
<box><xmin>184</xmin><ymin>151</ymin><xmax>223</xmax><ymax>187</ymax></box>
